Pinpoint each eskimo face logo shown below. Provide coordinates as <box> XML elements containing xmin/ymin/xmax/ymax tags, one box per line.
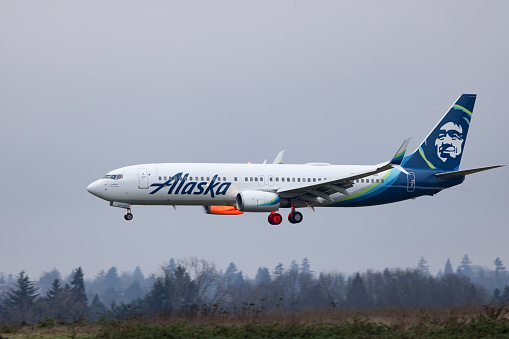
<box><xmin>435</xmin><ymin>122</ymin><xmax>464</xmax><ymax>162</ymax></box>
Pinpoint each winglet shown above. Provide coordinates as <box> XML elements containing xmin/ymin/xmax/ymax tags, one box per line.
<box><xmin>273</xmin><ymin>150</ymin><xmax>286</xmax><ymax>164</ymax></box>
<box><xmin>391</xmin><ymin>138</ymin><xmax>411</xmax><ymax>165</ymax></box>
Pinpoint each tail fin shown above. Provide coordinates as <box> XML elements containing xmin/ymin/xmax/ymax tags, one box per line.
<box><xmin>403</xmin><ymin>94</ymin><xmax>476</xmax><ymax>171</ymax></box>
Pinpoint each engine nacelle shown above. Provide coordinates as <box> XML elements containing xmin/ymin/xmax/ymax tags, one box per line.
<box><xmin>203</xmin><ymin>206</ymin><xmax>244</xmax><ymax>215</ymax></box>
<box><xmin>236</xmin><ymin>191</ymin><xmax>280</xmax><ymax>212</ymax></box>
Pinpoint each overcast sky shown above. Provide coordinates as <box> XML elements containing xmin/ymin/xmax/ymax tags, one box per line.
<box><xmin>1</xmin><ymin>1</ymin><xmax>508</xmax><ymax>281</ymax></box>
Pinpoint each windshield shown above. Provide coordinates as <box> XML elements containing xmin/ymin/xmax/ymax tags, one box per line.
<box><xmin>103</xmin><ymin>174</ymin><xmax>123</xmax><ymax>180</ymax></box>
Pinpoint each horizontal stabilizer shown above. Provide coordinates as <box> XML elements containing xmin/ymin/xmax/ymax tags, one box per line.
<box><xmin>435</xmin><ymin>165</ymin><xmax>503</xmax><ymax>178</ymax></box>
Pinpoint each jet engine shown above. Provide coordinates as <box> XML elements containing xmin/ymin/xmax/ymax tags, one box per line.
<box><xmin>202</xmin><ymin>206</ymin><xmax>244</xmax><ymax>215</ymax></box>
<box><xmin>236</xmin><ymin>191</ymin><xmax>280</xmax><ymax>212</ymax></box>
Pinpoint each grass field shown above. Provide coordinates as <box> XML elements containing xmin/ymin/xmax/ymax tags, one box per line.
<box><xmin>1</xmin><ymin>304</ymin><xmax>508</xmax><ymax>338</ymax></box>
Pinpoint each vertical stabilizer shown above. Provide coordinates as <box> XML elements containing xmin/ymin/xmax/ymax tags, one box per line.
<box><xmin>403</xmin><ymin>94</ymin><xmax>476</xmax><ymax>171</ymax></box>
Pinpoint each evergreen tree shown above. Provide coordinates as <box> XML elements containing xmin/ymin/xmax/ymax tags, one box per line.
<box><xmin>494</xmin><ymin>257</ymin><xmax>507</xmax><ymax>284</ymax></box>
<box><xmin>71</xmin><ymin>267</ymin><xmax>88</xmax><ymax>305</ymax></box>
<box><xmin>104</xmin><ymin>267</ymin><xmax>121</xmax><ymax>289</ymax></box>
<box><xmin>39</xmin><ymin>268</ymin><xmax>62</xmax><ymax>286</ymax></box>
<box><xmin>457</xmin><ymin>255</ymin><xmax>473</xmax><ymax>277</ymax></box>
<box><xmin>300</xmin><ymin>257</ymin><xmax>314</xmax><ymax>277</ymax></box>
<box><xmin>274</xmin><ymin>263</ymin><xmax>284</xmax><ymax>279</ymax></box>
<box><xmin>492</xmin><ymin>288</ymin><xmax>502</xmax><ymax>303</ymax></box>
<box><xmin>132</xmin><ymin>266</ymin><xmax>145</xmax><ymax>285</ymax></box>
<box><xmin>417</xmin><ymin>257</ymin><xmax>430</xmax><ymax>276</ymax></box>
<box><xmin>168</xmin><ymin>258</ymin><xmax>177</xmax><ymax>278</ymax></box>
<box><xmin>46</xmin><ymin>278</ymin><xmax>62</xmax><ymax>302</ymax></box>
<box><xmin>444</xmin><ymin>259</ymin><xmax>454</xmax><ymax>275</ymax></box>
<box><xmin>347</xmin><ymin>273</ymin><xmax>368</xmax><ymax>309</ymax></box>
<box><xmin>89</xmin><ymin>294</ymin><xmax>108</xmax><ymax>321</ymax></box>
<box><xmin>124</xmin><ymin>281</ymin><xmax>143</xmax><ymax>301</ymax></box>
<box><xmin>4</xmin><ymin>271</ymin><xmax>39</xmax><ymax>324</ymax></box>
<box><xmin>255</xmin><ymin>267</ymin><xmax>271</xmax><ymax>285</ymax></box>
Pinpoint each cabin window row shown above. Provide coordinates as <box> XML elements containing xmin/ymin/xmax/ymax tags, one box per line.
<box><xmin>244</xmin><ymin>177</ymin><xmax>327</xmax><ymax>182</ymax></box>
<box><xmin>355</xmin><ymin>178</ymin><xmax>384</xmax><ymax>183</ymax></box>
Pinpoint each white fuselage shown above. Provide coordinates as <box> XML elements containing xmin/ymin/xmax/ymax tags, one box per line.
<box><xmin>87</xmin><ymin>163</ymin><xmax>382</xmax><ymax>208</ymax></box>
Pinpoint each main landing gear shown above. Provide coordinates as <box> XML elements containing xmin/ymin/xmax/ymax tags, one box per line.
<box><xmin>267</xmin><ymin>205</ymin><xmax>303</xmax><ymax>225</ymax></box>
<box><xmin>268</xmin><ymin>212</ymin><xmax>283</xmax><ymax>225</ymax></box>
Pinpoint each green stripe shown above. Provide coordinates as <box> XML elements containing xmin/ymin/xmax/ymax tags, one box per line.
<box><xmin>335</xmin><ymin>170</ymin><xmax>392</xmax><ymax>203</ymax></box>
<box><xmin>453</xmin><ymin>104</ymin><xmax>472</xmax><ymax>117</ymax></box>
<box><xmin>419</xmin><ymin>147</ymin><xmax>436</xmax><ymax>169</ymax></box>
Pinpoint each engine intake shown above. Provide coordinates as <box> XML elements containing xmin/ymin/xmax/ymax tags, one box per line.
<box><xmin>236</xmin><ymin>191</ymin><xmax>280</xmax><ymax>212</ymax></box>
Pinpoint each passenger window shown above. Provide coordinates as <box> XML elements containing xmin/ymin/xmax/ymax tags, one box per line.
<box><xmin>217</xmin><ymin>177</ymin><xmax>221</xmax><ymax>182</ymax></box>
<box><xmin>260</xmin><ymin>177</ymin><xmax>263</xmax><ymax>181</ymax></box>
<box><xmin>276</xmin><ymin>177</ymin><xmax>279</xmax><ymax>182</ymax></box>
<box><xmin>201</xmin><ymin>177</ymin><xmax>204</xmax><ymax>181</ymax></box>
<box><xmin>223</xmin><ymin>177</ymin><xmax>226</xmax><ymax>181</ymax></box>
<box><xmin>313</xmin><ymin>178</ymin><xmax>316</xmax><ymax>182</ymax></box>
<box><xmin>159</xmin><ymin>176</ymin><xmax>162</xmax><ymax>180</ymax></box>
<box><xmin>255</xmin><ymin>177</ymin><xmax>258</xmax><ymax>181</ymax></box>
<box><xmin>308</xmin><ymin>178</ymin><xmax>310</xmax><ymax>182</ymax></box>
<box><xmin>371</xmin><ymin>179</ymin><xmax>374</xmax><ymax>183</ymax></box>
<box><xmin>270</xmin><ymin>177</ymin><xmax>273</xmax><ymax>181</ymax></box>
<box><xmin>381</xmin><ymin>179</ymin><xmax>385</xmax><ymax>183</ymax></box>
<box><xmin>376</xmin><ymin>179</ymin><xmax>379</xmax><ymax>183</ymax></box>
<box><xmin>207</xmin><ymin>177</ymin><xmax>210</xmax><ymax>181</ymax></box>
<box><xmin>282</xmin><ymin>178</ymin><xmax>285</xmax><ymax>182</ymax></box>
<box><xmin>245</xmin><ymin>177</ymin><xmax>248</xmax><ymax>181</ymax></box>
<box><xmin>250</xmin><ymin>177</ymin><xmax>253</xmax><ymax>181</ymax></box>
<box><xmin>298</xmin><ymin>178</ymin><xmax>301</xmax><ymax>182</ymax></box>
<box><xmin>361</xmin><ymin>179</ymin><xmax>364</xmax><ymax>183</ymax></box>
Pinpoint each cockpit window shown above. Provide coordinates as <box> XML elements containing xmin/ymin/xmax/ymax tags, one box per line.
<box><xmin>103</xmin><ymin>174</ymin><xmax>123</xmax><ymax>180</ymax></box>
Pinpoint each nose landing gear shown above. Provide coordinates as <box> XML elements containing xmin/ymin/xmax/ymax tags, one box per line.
<box><xmin>124</xmin><ymin>208</ymin><xmax>133</xmax><ymax>221</ymax></box>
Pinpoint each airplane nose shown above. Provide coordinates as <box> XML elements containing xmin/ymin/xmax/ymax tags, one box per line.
<box><xmin>87</xmin><ymin>180</ymin><xmax>103</xmax><ymax>198</ymax></box>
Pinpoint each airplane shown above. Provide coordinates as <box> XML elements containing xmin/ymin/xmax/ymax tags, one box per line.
<box><xmin>87</xmin><ymin>94</ymin><xmax>502</xmax><ymax>225</ymax></box>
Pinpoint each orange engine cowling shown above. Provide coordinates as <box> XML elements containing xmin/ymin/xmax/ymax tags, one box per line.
<box><xmin>202</xmin><ymin>205</ymin><xmax>244</xmax><ymax>215</ymax></box>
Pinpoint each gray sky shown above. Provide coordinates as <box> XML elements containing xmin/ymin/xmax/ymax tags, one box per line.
<box><xmin>1</xmin><ymin>1</ymin><xmax>508</xmax><ymax>281</ymax></box>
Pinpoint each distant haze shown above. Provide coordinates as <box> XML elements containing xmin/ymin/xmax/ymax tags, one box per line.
<box><xmin>0</xmin><ymin>1</ymin><xmax>508</xmax><ymax>280</ymax></box>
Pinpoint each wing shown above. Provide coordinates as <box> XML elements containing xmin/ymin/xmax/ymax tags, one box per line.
<box><xmin>276</xmin><ymin>138</ymin><xmax>412</xmax><ymax>204</ymax></box>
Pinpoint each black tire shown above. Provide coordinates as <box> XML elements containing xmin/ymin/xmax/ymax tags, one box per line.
<box><xmin>288</xmin><ymin>211</ymin><xmax>303</xmax><ymax>224</ymax></box>
<box><xmin>124</xmin><ymin>213</ymin><xmax>133</xmax><ymax>221</ymax></box>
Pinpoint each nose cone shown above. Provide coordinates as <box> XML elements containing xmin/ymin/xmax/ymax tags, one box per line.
<box><xmin>87</xmin><ymin>180</ymin><xmax>103</xmax><ymax>198</ymax></box>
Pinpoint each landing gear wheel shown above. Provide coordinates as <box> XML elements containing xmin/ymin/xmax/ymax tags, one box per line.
<box><xmin>124</xmin><ymin>213</ymin><xmax>133</xmax><ymax>221</ymax></box>
<box><xmin>268</xmin><ymin>212</ymin><xmax>282</xmax><ymax>225</ymax></box>
<box><xmin>288</xmin><ymin>211</ymin><xmax>303</xmax><ymax>224</ymax></box>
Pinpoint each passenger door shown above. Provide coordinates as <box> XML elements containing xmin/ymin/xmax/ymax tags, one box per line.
<box><xmin>138</xmin><ymin>168</ymin><xmax>149</xmax><ymax>189</ymax></box>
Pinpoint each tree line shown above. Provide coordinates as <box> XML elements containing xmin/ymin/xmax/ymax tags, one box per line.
<box><xmin>1</xmin><ymin>255</ymin><xmax>509</xmax><ymax>326</ymax></box>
